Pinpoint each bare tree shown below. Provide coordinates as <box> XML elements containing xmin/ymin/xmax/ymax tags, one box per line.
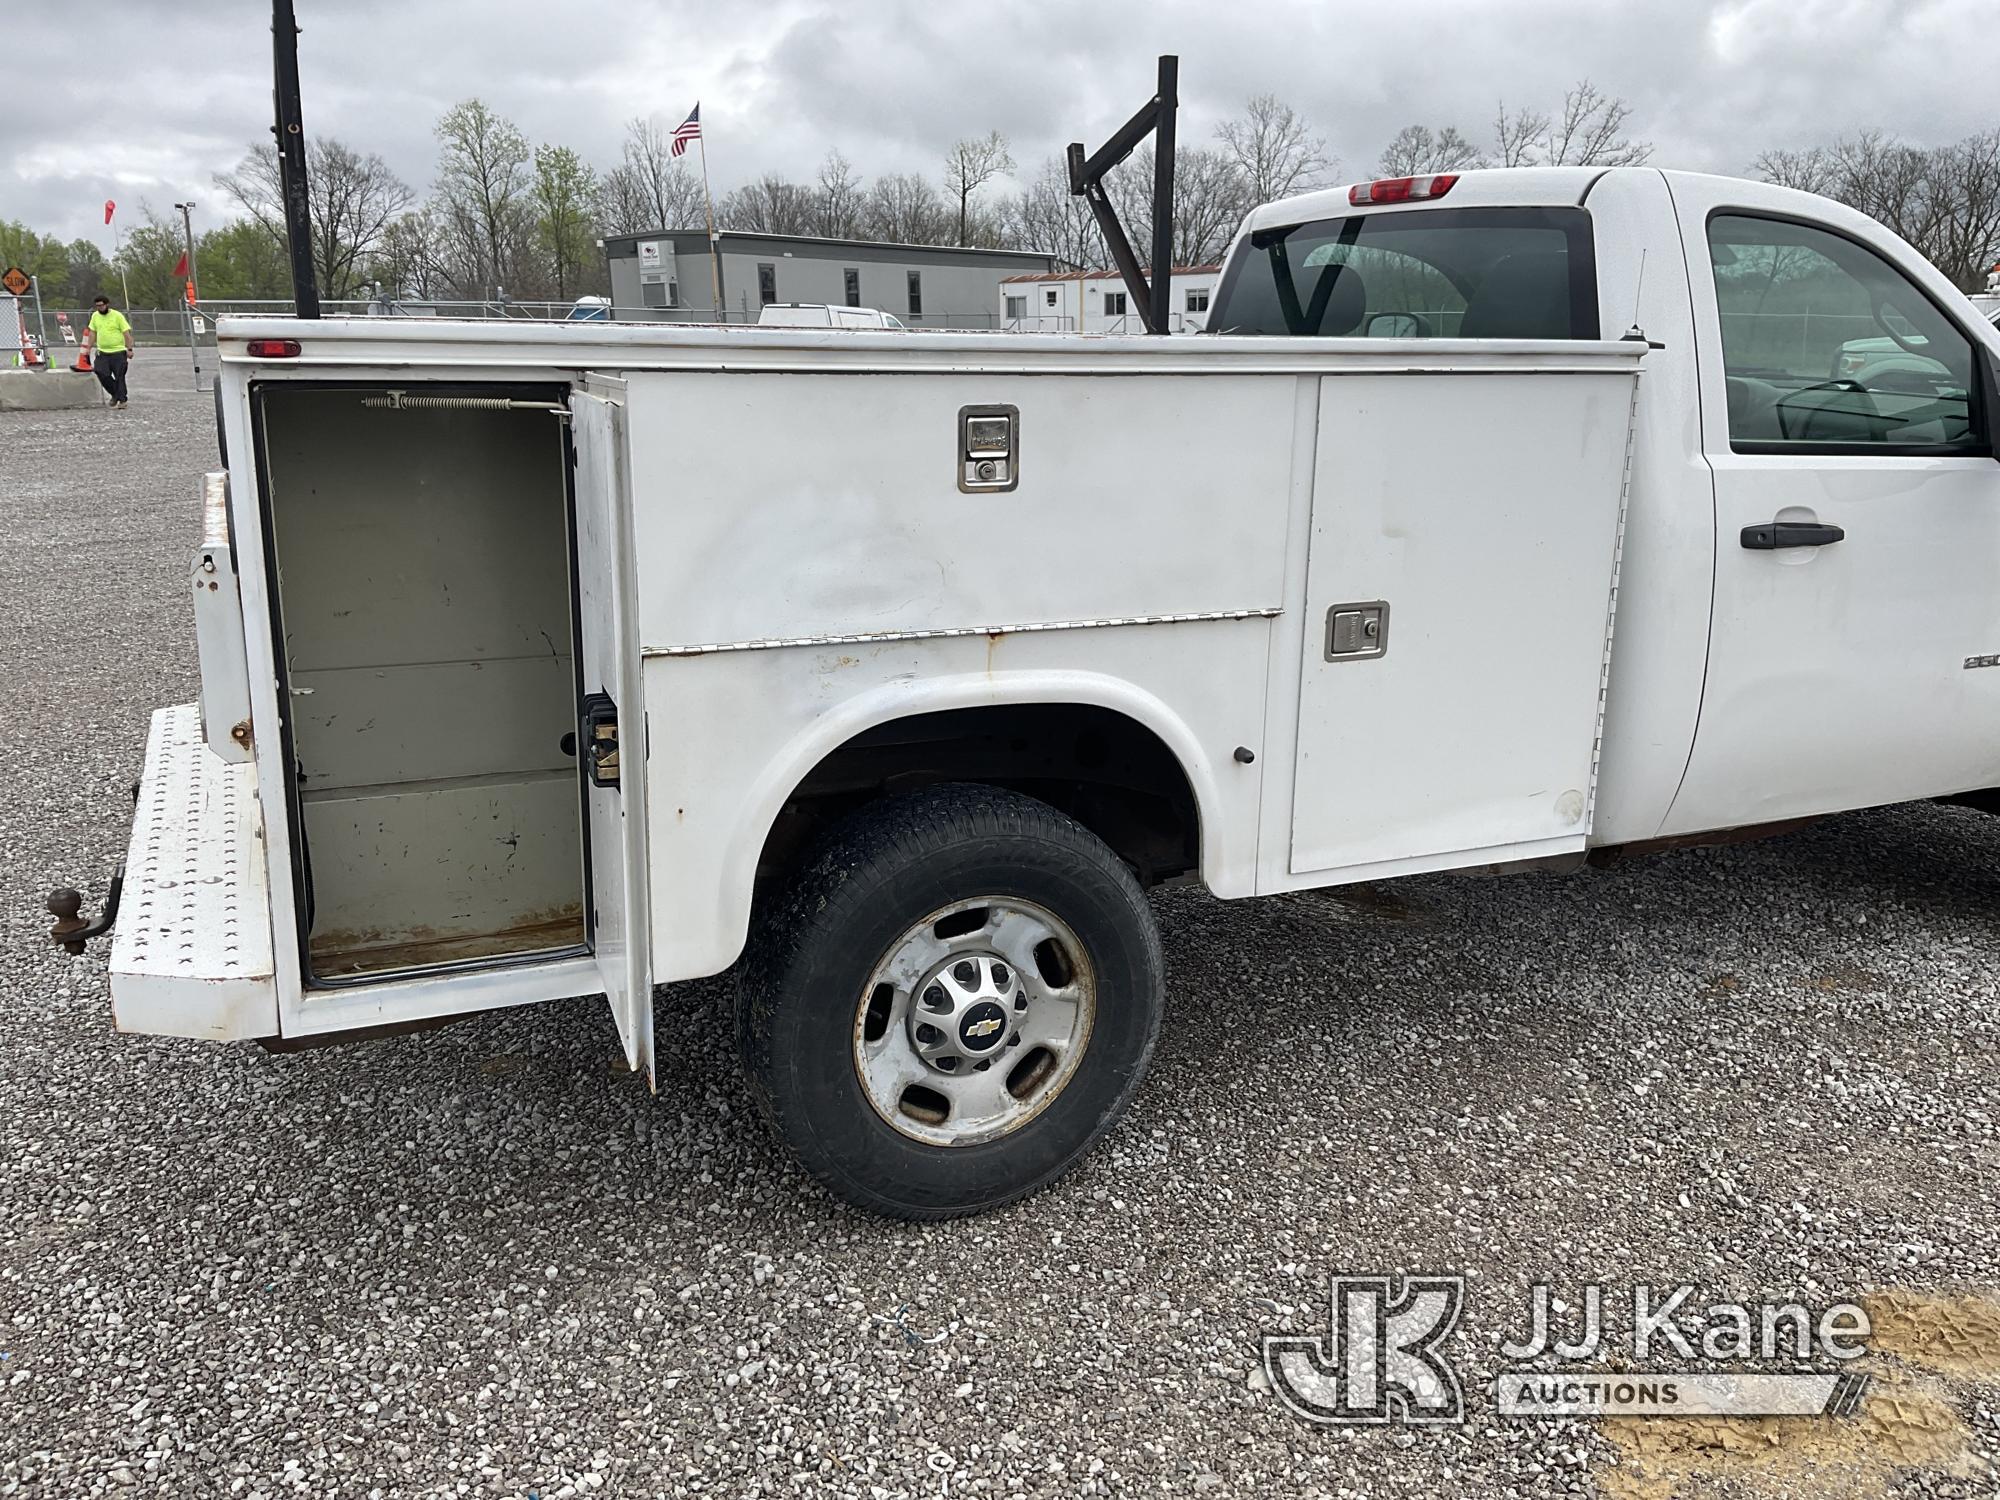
<box><xmin>597</xmin><ymin>166</ymin><xmax>653</xmax><ymax>237</ymax></box>
<box><xmin>621</xmin><ymin>115</ymin><xmax>676</xmax><ymax>218</ymax></box>
<box><xmin>1751</xmin><ymin>145</ymin><xmax>1838</xmax><ymax>197</ymax></box>
<box><xmin>214</xmin><ymin>136</ymin><xmax>414</xmax><ymax>299</ymax></box>
<box><xmin>813</xmin><ymin>150</ymin><xmax>864</xmax><ymax>238</ymax></box>
<box><xmin>862</xmin><ymin>172</ymin><xmax>950</xmax><ymax>245</ymax></box>
<box><xmin>1376</xmin><ymin>124</ymin><xmax>1487</xmax><ymax>177</ymax></box>
<box><xmin>1836</xmin><ymin>133</ymin><xmax>1944</xmax><ymax>251</ymax></box>
<box><xmin>943</xmin><ymin>131</ymin><xmax>1015</xmax><ymax>246</ymax></box>
<box><xmin>1493</xmin><ymin>102</ymin><xmax>1549</xmax><ymax>168</ymax></box>
<box><xmin>1546</xmin><ymin>80</ymin><xmax>1652</xmax><ymax>166</ymax></box>
<box><xmin>1492</xmin><ymin>81</ymin><xmax>1651</xmax><ymax>169</ymax></box>
<box><xmin>1176</xmin><ymin>147</ymin><xmax>1255</xmax><ymax>263</ymax></box>
<box><xmin>719</xmin><ymin>174</ymin><xmax>815</xmax><ymax>235</ymax></box>
<box><xmin>1106</xmin><ymin>146</ymin><xmax>1250</xmax><ymax>267</ymax></box>
<box><xmin>1932</xmin><ymin>131</ymin><xmax>2000</xmax><ymax>292</ymax></box>
<box><xmin>433</xmin><ymin>99</ymin><xmax>533</xmax><ymax>294</ymax></box>
<box><xmin>1006</xmin><ymin>156</ymin><xmax>1101</xmax><ymax>268</ymax></box>
<box><xmin>1216</xmin><ymin>94</ymin><xmax>1332</xmax><ymax>204</ymax></box>
<box><xmin>600</xmin><ymin>115</ymin><xmax>710</xmax><ymax>234</ymax></box>
<box><xmin>1102</xmin><ymin>155</ymin><xmax>1150</xmax><ymax>268</ymax></box>
<box><xmin>369</xmin><ymin>208</ymin><xmax>446</xmax><ymax>299</ymax></box>
<box><xmin>1757</xmin><ymin>129</ymin><xmax>2000</xmax><ymax>290</ymax></box>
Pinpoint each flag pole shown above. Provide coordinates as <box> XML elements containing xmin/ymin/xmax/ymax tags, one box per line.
<box><xmin>696</xmin><ymin>126</ymin><xmax>722</xmax><ymax>319</ymax></box>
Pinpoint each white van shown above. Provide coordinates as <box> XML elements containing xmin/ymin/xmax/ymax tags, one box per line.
<box><xmin>756</xmin><ymin>303</ymin><xmax>906</xmax><ymax>330</ymax></box>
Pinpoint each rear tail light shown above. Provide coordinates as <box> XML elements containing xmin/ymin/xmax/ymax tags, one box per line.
<box><xmin>1348</xmin><ymin>174</ymin><xmax>1460</xmax><ymax>207</ymax></box>
<box><xmin>246</xmin><ymin>338</ymin><xmax>301</xmax><ymax>358</ymax></box>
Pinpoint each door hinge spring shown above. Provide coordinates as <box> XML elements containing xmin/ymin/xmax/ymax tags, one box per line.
<box><xmin>361</xmin><ymin>391</ymin><xmax>570</xmax><ymax>418</ymax></box>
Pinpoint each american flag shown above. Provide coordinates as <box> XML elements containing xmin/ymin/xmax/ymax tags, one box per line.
<box><xmin>670</xmin><ymin>104</ymin><xmax>702</xmax><ymax>158</ymax></box>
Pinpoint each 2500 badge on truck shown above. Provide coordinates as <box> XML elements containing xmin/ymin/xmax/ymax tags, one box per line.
<box><xmin>50</xmin><ymin>165</ymin><xmax>2000</xmax><ymax>1217</ymax></box>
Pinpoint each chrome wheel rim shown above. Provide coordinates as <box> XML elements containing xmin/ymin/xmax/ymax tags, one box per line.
<box><xmin>852</xmin><ymin>896</ymin><xmax>1096</xmax><ymax>1147</ymax></box>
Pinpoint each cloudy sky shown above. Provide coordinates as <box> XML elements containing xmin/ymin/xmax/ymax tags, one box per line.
<box><xmin>5</xmin><ymin>0</ymin><xmax>1989</xmax><ymax>243</ymax></box>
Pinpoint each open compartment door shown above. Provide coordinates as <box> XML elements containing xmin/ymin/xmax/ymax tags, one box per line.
<box><xmin>570</xmin><ymin>380</ymin><xmax>655</xmax><ymax>1085</ymax></box>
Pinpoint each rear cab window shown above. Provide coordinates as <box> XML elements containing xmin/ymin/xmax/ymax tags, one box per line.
<box><xmin>1208</xmin><ymin>206</ymin><xmax>1598</xmax><ymax>339</ymax></box>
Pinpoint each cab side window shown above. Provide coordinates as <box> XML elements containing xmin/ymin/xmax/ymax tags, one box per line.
<box><xmin>1708</xmin><ymin>214</ymin><xmax>1983</xmax><ymax>451</ymax></box>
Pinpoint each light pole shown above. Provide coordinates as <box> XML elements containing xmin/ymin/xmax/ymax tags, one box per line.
<box><xmin>172</xmin><ymin>201</ymin><xmax>201</xmax><ymax>389</ymax></box>
<box><xmin>109</xmin><ymin>213</ymin><xmax>131</xmax><ymax>309</ymax></box>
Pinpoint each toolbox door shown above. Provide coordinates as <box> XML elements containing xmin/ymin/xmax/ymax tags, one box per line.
<box><xmin>570</xmin><ymin>379</ymin><xmax>655</xmax><ymax>1085</ymax></box>
<box><xmin>1290</xmin><ymin>364</ymin><xmax>1640</xmax><ymax>877</ymax></box>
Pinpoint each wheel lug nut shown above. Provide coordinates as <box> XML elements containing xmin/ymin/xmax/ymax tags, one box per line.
<box><xmin>1013</xmin><ymin>992</ymin><xmax>1027</xmax><ymax>1011</ymax></box>
<box><xmin>952</xmin><ymin>960</ymin><xmax>976</xmax><ymax>986</ymax></box>
<box><xmin>915</xmin><ymin>1023</ymin><xmax>941</xmax><ymax>1045</ymax></box>
<box><xmin>991</xmin><ymin>963</ymin><xmax>1010</xmax><ymax>987</ymax></box>
<box><xmin>923</xmin><ymin>985</ymin><xmax>947</xmax><ymax>1011</ymax></box>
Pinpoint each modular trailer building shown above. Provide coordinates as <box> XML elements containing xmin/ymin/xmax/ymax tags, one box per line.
<box><xmin>603</xmin><ymin>230</ymin><xmax>1062</xmax><ymax>328</ymax></box>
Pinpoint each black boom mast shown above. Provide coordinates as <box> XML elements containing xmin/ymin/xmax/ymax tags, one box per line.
<box><xmin>271</xmin><ymin>0</ymin><xmax>321</xmax><ymax>319</ymax></box>
<box><xmin>1067</xmin><ymin>55</ymin><xmax>1178</xmax><ymax>334</ymax></box>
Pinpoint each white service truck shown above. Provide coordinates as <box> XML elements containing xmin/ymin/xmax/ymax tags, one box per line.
<box><xmin>50</xmin><ymin>166</ymin><xmax>2000</xmax><ymax>1218</ymax></box>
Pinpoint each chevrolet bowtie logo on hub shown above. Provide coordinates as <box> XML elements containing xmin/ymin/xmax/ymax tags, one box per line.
<box><xmin>959</xmin><ymin>1002</ymin><xmax>1008</xmax><ymax>1051</ymax></box>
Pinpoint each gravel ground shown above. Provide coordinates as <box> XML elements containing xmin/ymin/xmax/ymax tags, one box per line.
<box><xmin>2</xmin><ymin>368</ymin><xmax>1998</xmax><ymax>1499</ymax></box>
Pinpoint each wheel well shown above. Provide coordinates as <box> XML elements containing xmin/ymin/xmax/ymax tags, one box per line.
<box><xmin>756</xmin><ymin>704</ymin><xmax>1201</xmax><ymax>889</ymax></box>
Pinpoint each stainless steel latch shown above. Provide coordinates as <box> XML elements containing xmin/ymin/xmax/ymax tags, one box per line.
<box><xmin>958</xmin><ymin>404</ymin><xmax>1019</xmax><ymax>493</ymax></box>
<box><xmin>1324</xmin><ymin>601</ymin><xmax>1389</xmax><ymax>661</ymax></box>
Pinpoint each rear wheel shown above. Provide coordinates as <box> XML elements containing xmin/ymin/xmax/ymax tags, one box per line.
<box><xmin>737</xmin><ymin>784</ymin><xmax>1164</xmax><ymax>1219</ymax></box>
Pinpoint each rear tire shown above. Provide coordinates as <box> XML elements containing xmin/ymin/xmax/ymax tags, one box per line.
<box><xmin>737</xmin><ymin>783</ymin><xmax>1164</xmax><ymax>1219</ymax></box>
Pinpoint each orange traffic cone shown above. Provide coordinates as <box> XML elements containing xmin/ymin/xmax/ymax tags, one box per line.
<box><xmin>72</xmin><ymin>349</ymin><xmax>92</xmax><ymax>373</ymax></box>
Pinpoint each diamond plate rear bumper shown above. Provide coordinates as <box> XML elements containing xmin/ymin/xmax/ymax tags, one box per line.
<box><xmin>110</xmin><ymin>704</ymin><xmax>278</xmax><ymax>1041</ymax></box>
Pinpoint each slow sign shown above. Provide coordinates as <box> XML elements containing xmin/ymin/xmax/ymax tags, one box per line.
<box><xmin>0</xmin><ymin>266</ymin><xmax>31</xmax><ymax>298</ymax></box>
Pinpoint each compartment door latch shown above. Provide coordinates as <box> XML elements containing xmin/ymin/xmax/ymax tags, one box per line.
<box><xmin>580</xmin><ymin>692</ymin><xmax>620</xmax><ymax>789</ymax></box>
<box><xmin>1323</xmin><ymin>601</ymin><xmax>1390</xmax><ymax>662</ymax></box>
<box><xmin>958</xmin><ymin>404</ymin><xmax>1020</xmax><ymax>493</ymax></box>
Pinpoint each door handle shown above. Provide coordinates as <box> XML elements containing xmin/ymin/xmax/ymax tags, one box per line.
<box><xmin>1741</xmin><ymin>521</ymin><xmax>1845</xmax><ymax>550</ymax></box>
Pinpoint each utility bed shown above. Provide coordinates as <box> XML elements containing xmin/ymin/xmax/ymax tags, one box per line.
<box><xmin>143</xmin><ymin>319</ymin><xmax>1645</xmax><ymax>1066</ymax></box>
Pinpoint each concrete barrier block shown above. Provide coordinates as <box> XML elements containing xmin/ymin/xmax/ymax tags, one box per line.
<box><xmin>0</xmin><ymin>370</ymin><xmax>104</xmax><ymax>412</ymax></box>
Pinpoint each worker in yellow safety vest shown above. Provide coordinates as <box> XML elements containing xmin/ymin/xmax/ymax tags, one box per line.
<box><xmin>84</xmin><ymin>295</ymin><xmax>135</xmax><ymax>409</ymax></box>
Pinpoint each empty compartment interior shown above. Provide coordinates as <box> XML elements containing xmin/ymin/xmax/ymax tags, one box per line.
<box><xmin>259</xmin><ymin>386</ymin><xmax>584</xmax><ymax>981</ymax></box>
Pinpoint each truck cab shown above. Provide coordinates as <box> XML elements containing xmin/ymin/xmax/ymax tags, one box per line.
<box><xmin>54</xmin><ymin>167</ymin><xmax>2000</xmax><ymax>1218</ymax></box>
<box><xmin>1208</xmin><ymin>165</ymin><xmax>2000</xmax><ymax>839</ymax></box>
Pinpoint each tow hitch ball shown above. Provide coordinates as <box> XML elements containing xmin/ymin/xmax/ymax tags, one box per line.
<box><xmin>47</xmin><ymin>867</ymin><xmax>123</xmax><ymax>955</ymax></box>
<box><xmin>49</xmin><ymin>779</ymin><xmax>137</xmax><ymax>954</ymax></box>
